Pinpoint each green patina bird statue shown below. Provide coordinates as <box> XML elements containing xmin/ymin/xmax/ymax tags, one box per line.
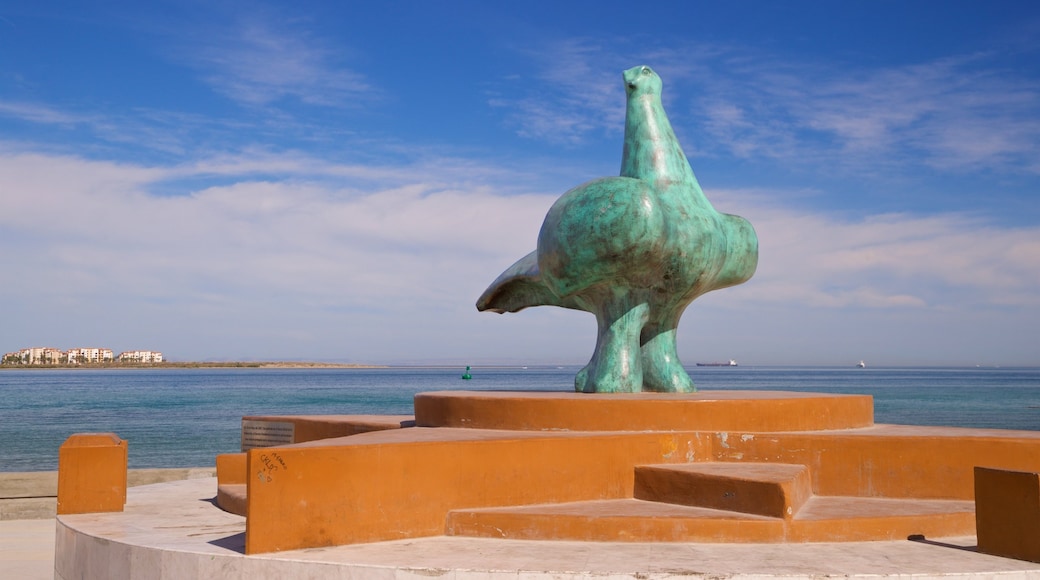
<box><xmin>477</xmin><ymin>65</ymin><xmax>758</xmax><ymax>393</ymax></box>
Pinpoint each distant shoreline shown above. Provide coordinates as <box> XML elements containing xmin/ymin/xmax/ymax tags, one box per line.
<box><xmin>0</xmin><ymin>361</ymin><xmax>388</xmax><ymax>370</ymax></box>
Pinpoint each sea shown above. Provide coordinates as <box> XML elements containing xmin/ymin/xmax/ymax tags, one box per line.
<box><xmin>2</xmin><ymin>366</ymin><xmax>1038</xmax><ymax>472</ymax></box>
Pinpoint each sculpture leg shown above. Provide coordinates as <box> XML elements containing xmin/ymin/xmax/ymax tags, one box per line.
<box><xmin>575</xmin><ymin>298</ymin><xmax>649</xmax><ymax>393</ymax></box>
<box><xmin>640</xmin><ymin>313</ymin><xmax>695</xmax><ymax>393</ymax></box>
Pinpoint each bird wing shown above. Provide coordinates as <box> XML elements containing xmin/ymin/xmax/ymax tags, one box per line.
<box><xmin>713</xmin><ymin>213</ymin><xmax>759</xmax><ymax>290</ymax></box>
<box><xmin>476</xmin><ymin>251</ymin><xmax>569</xmax><ymax>313</ymax></box>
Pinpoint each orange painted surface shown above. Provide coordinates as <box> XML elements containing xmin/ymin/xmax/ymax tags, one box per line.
<box><xmin>634</xmin><ymin>463</ymin><xmax>811</xmax><ymax>518</ymax></box>
<box><xmin>975</xmin><ymin>466</ymin><xmax>1040</xmax><ymax>563</ymax></box>
<box><xmin>786</xmin><ymin>510</ymin><xmax>977</xmax><ymax>542</ymax></box>
<box><xmin>710</xmin><ymin>426</ymin><xmax>1040</xmax><ymax>499</ymax></box>
<box><xmin>216</xmin><ymin>453</ymin><xmax>246</xmax><ymax>485</ymax></box>
<box><xmin>227</xmin><ymin>391</ymin><xmax>1040</xmax><ymax>553</ymax></box>
<box><xmin>445</xmin><ymin>499</ymin><xmax>977</xmax><ymax>543</ymax></box>
<box><xmin>56</xmin><ymin>433</ymin><xmax>127</xmax><ymax>515</ymax></box>
<box><xmin>415</xmin><ymin>390</ymin><xmax>873</xmax><ymax>432</ymax></box>
<box><xmin>217</xmin><ymin>484</ymin><xmax>248</xmax><ymax>517</ymax></box>
<box><xmin>445</xmin><ymin>504</ymin><xmax>786</xmax><ymax>542</ymax></box>
<box><xmin>215</xmin><ymin>453</ymin><xmax>248</xmax><ymax>515</ymax></box>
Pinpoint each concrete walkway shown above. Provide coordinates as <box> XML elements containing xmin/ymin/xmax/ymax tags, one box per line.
<box><xmin>51</xmin><ymin>477</ymin><xmax>1040</xmax><ymax>579</ymax></box>
<box><xmin>0</xmin><ymin>518</ymin><xmax>54</xmax><ymax>580</ymax></box>
<box><xmin>0</xmin><ymin>468</ymin><xmax>214</xmax><ymax>580</ymax></box>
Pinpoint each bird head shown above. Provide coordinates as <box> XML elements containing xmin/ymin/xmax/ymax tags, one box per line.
<box><xmin>624</xmin><ymin>65</ymin><xmax>662</xmax><ymax>98</ymax></box>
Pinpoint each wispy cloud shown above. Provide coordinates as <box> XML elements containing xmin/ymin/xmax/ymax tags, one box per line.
<box><xmin>692</xmin><ymin>53</ymin><xmax>1040</xmax><ymax>175</ymax></box>
<box><xmin>177</xmin><ymin>14</ymin><xmax>375</xmax><ymax>108</ymax></box>
<box><xmin>495</xmin><ymin>40</ymin><xmax>1040</xmax><ymax>176</ymax></box>
<box><xmin>715</xmin><ymin>189</ymin><xmax>1040</xmax><ymax>311</ymax></box>
<box><xmin>0</xmin><ymin>101</ymin><xmax>90</xmax><ymax>126</ymax></box>
<box><xmin>489</xmin><ymin>39</ymin><xmax>628</xmax><ymax>145</ymax></box>
<box><xmin>0</xmin><ymin>98</ymin><xmax>261</xmax><ymax>159</ymax></box>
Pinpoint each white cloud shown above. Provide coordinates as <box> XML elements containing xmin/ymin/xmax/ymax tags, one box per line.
<box><xmin>0</xmin><ymin>101</ymin><xmax>88</xmax><ymax>126</ymax></box>
<box><xmin>2</xmin><ymin>150</ymin><xmax>1037</xmax><ymax>365</ymax></box>
<box><xmin>0</xmin><ymin>150</ymin><xmax>551</xmax><ymax>329</ymax></box>
<box><xmin>712</xmin><ymin>190</ymin><xmax>1040</xmax><ymax>312</ymax></box>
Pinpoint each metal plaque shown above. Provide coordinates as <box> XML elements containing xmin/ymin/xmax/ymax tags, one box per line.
<box><xmin>241</xmin><ymin>420</ymin><xmax>295</xmax><ymax>451</ymax></box>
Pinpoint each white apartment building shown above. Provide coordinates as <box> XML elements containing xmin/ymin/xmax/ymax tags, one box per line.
<box><xmin>5</xmin><ymin>347</ymin><xmax>64</xmax><ymax>365</ymax></box>
<box><xmin>117</xmin><ymin>350</ymin><xmax>164</xmax><ymax>363</ymax></box>
<box><xmin>67</xmin><ymin>348</ymin><xmax>114</xmax><ymax>364</ymax></box>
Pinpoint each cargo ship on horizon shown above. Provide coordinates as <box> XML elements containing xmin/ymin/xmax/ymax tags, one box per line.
<box><xmin>696</xmin><ymin>359</ymin><xmax>738</xmax><ymax>367</ymax></box>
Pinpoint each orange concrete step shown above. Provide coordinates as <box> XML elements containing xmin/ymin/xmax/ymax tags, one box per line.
<box><xmin>788</xmin><ymin>495</ymin><xmax>977</xmax><ymax>541</ymax></box>
<box><xmin>216</xmin><ymin>484</ymin><xmax>247</xmax><ymax>517</ymax></box>
<box><xmin>445</xmin><ymin>496</ymin><xmax>977</xmax><ymax>543</ymax></box>
<box><xmin>446</xmin><ymin>498</ymin><xmax>785</xmax><ymax>542</ymax></box>
<box><xmin>635</xmin><ymin>462</ymin><xmax>811</xmax><ymax>519</ymax></box>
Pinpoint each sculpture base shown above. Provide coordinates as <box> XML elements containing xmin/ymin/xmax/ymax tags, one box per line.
<box><xmin>209</xmin><ymin>390</ymin><xmax>1040</xmax><ymax>554</ymax></box>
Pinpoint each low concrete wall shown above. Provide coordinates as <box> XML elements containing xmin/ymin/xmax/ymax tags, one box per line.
<box><xmin>1</xmin><ymin>467</ymin><xmax>215</xmax><ymax>520</ymax></box>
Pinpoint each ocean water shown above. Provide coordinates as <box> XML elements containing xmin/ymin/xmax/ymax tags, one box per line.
<box><xmin>1</xmin><ymin>366</ymin><xmax>1038</xmax><ymax>472</ymax></box>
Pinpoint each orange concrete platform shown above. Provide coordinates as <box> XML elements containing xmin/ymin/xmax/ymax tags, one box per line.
<box><xmin>213</xmin><ymin>391</ymin><xmax>1040</xmax><ymax>556</ymax></box>
<box><xmin>445</xmin><ymin>495</ymin><xmax>977</xmax><ymax>543</ymax></box>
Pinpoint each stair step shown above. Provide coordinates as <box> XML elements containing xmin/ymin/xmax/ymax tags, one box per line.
<box><xmin>635</xmin><ymin>462</ymin><xmax>811</xmax><ymax>519</ymax></box>
<box><xmin>216</xmin><ymin>484</ymin><xmax>247</xmax><ymax>517</ymax></box>
<box><xmin>447</xmin><ymin>498</ymin><xmax>784</xmax><ymax>542</ymax></box>
<box><xmin>446</xmin><ymin>496</ymin><xmax>977</xmax><ymax>543</ymax></box>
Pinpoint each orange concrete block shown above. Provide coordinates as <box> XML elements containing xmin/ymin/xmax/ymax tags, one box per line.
<box><xmin>244</xmin><ymin>429</ymin><xmax>713</xmax><ymax>554</ymax></box>
<box><xmin>634</xmin><ymin>462</ymin><xmax>812</xmax><ymax>518</ymax></box>
<box><xmin>975</xmin><ymin>466</ymin><xmax>1040</xmax><ymax>563</ymax></box>
<box><xmin>57</xmin><ymin>433</ymin><xmax>127</xmax><ymax>515</ymax></box>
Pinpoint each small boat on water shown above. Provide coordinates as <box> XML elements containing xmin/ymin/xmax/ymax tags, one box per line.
<box><xmin>857</xmin><ymin>360</ymin><xmax>866</xmax><ymax>368</ymax></box>
<box><xmin>696</xmin><ymin>359</ymin><xmax>738</xmax><ymax>367</ymax></box>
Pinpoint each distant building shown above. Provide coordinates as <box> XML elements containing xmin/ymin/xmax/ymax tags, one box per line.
<box><xmin>2</xmin><ymin>347</ymin><xmax>64</xmax><ymax>365</ymax></box>
<box><xmin>117</xmin><ymin>350</ymin><xmax>163</xmax><ymax>363</ymax></box>
<box><xmin>67</xmin><ymin>348</ymin><xmax>114</xmax><ymax>364</ymax></box>
<box><xmin>2</xmin><ymin>346</ymin><xmax>163</xmax><ymax>365</ymax></box>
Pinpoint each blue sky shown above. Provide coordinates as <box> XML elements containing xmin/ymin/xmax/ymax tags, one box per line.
<box><xmin>1</xmin><ymin>1</ymin><xmax>1038</xmax><ymax>366</ymax></box>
